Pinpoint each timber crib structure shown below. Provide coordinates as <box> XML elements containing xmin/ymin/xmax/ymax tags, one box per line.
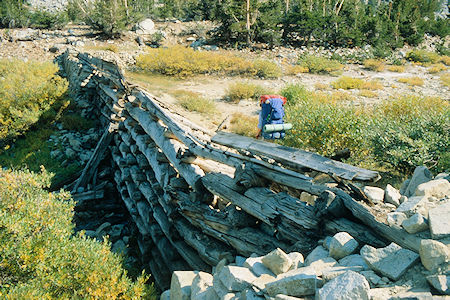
<box><xmin>57</xmin><ymin>51</ymin><xmax>423</xmax><ymax>289</ymax></box>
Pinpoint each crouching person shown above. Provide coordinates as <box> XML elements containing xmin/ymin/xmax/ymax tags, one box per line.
<box><xmin>256</xmin><ymin>94</ymin><xmax>288</xmax><ymax>139</ymax></box>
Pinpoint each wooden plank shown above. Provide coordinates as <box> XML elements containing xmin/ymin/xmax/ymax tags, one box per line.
<box><xmin>211</xmin><ymin>132</ymin><xmax>380</xmax><ymax>182</ymax></box>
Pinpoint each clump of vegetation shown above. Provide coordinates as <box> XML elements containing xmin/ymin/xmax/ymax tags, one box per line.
<box><xmin>387</xmin><ymin>65</ymin><xmax>405</xmax><ymax>72</ymax></box>
<box><xmin>331</xmin><ymin>76</ymin><xmax>383</xmax><ymax>90</ymax></box>
<box><xmin>359</xmin><ymin>90</ymin><xmax>378</xmax><ymax>98</ymax></box>
<box><xmin>229</xmin><ymin>113</ymin><xmax>259</xmax><ymax>137</ymax></box>
<box><xmin>60</xmin><ymin>114</ymin><xmax>96</xmax><ymax>131</ymax></box>
<box><xmin>0</xmin><ymin>168</ymin><xmax>155</xmax><ymax>299</ymax></box>
<box><xmin>314</xmin><ymin>83</ymin><xmax>330</xmax><ymax>90</ymax></box>
<box><xmin>279</xmin><ymin>83</ymin><xmax>449</xmax><ymax>175</ymax></box>
<box><xmin>406</xmin><ymin>50</ymin><xmax>440</xmax><ymax>64</ymax></box>
<box><xmin>428</xmin><ymin>63</ymin><xmax>447</xmax><ymax>73</ymax></box>
<box><xmin>252</xmin><ymin>59</ymin><xmax>282</xmax><ymax>78</ymax></box>
<box><xmin>171</xmin><ymin>90</ymin><xmax>216</xmax><ymax>115</ymax></box>
<box><xmin>0</xmin><ymin>59</ymin><xmax>68</xmax><ymax>147</ymax></box>
<box><xmin>285</xmin><ymin>64</ymin><xmax>309</xmax><ymax>76</ymax></box>
<box><xmin>226</xmin><ymin>82</ymin><xmax>271</xmax><ymax>103</ymax></box>
<box><xmin>137</xmin><ymin>46</ymin><xmax>282</xmax><ymax>79</ymax></box>
<box><xmin>363</xmin><ymin>59</ymin><xmax>385</xmax><ymax>72</ymax></box>
<box><xmin>398</xmin><ymin>77</ymin><xmax>425</xmax><ymax>86</ymax></box>
<box><xmin>297</xmin><ymin>55</ymin><xmax>343</xmax><ymax>75</ymax></box>
<box><xmin>441</xmin><ymin>55</ymin><xmax>450</xmax><ymax>66</ymax></box>
<box><xmin>440</xmin><ymin>73</ymin><xmax>450</xmax><ymax>87</ymax></box>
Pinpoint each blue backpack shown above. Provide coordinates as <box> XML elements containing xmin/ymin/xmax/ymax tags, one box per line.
<box><xmin>260</xmin><ymin>95</ymin><xmax>286</xmax><ymax>139</ymax></box>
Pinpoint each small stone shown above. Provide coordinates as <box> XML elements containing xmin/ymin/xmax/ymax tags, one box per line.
<box><xmin>160</xmin><ymin>289</ymin><xmax>170</xmax><ymax>300</ymax></box>
<box><xmin>191</xmin><ymin>272</ymin><xmax>218</xmax><ymax>300</ymax></box>
<box><xmin>287</xmin><ymin>252</ymin><xmax>304</xmax><ymax>270</ymax></box>
<box><xmin>170</xmin><ymin>271</ymin><xmax>198</xmax><ymax>300</ymax></box>
<box><xmin>317</xmin><ymin>271</ymin><xmax>370</xmax><ymax>300</ymax></box>
<box><xmin>419</xmin><ymin>239</ymin><xmax>450</xmax><ymax>271</ymax></box>
<box><xmin>305</xmin><ymin>246</ymin><xmax>329</xmax><ymax>266</ymax></box>
<box><xmin>236</xmin><ymin>256</ymin><xmax>246</xmax><ymax>267</ymax></box>
<box><xmin>322</xmin><ymin>236</ymin><xmax>332</xmax><ymax>250</ymax></box>
<box><xmin>338</xmin><ymin>254</ymin><xmax>369</xmax><ymax>270</ymax></box>
<box><xmin>65</xmin><ymin>148</ymin><xmax>76</xmax><ymax>159</ymax></box>
<box><xmin>429</xmin><ymin>202</ymin><xmax>450</xmax><ymax>239</ymax></box>
<box><xmin>241</xmin><ymin>289</ymin><xmax>264</xmax><ymax>299</ymax></box>
<box><xmin>399</xmin><ymin>195</ymin><xmax>407</xmax><ymax>204</ymax></box>
<box><xmin>243</xmin><ymin>256</ymin><xmax>275</xmax><ymax>277</ymax></box>
<box><xmin>360</xmin><ymin>243</ymin><xmax>419</xmax><ymax>281</ymax></box>
<box><xmin>402</xmin><ymin>213</ymin><xmax>428</xmax><ymax>234</ymax></box>
<box><xmin>415</xmin><ymin>179</ymin><xmax>450</xmax><ymax>199</ymax></box>
<box><xmin>363</xmin><ymin>186</ymin><xmax>385</xmax><ymax>204</ymax></box>
<box><xmin>265</xmin><ymin>268</ymin><xmax>319</xmax><ymax>297</ymax></box>
<box><xmin>329</xmin><ymin>232</ymin><xmax>359</xmax><ymax>260</ymax></box>
<box><xmin>218</xmin><ymin>266</ymin><xmax>257</xmax><ymax>292</ymax></box>
<box><xmin>322</xmin><ymin>266</ymin><xmax>364</xmax><ymax>281</ymax></box>
<box><xmin>300</xmin><ymin>192</ymin><xmax>317</xmax><ymax>205</ymax></box>
<box><xmin>250</xmin><ymin>273</ymin><xmax>276</xmax><ymax>291</ymax></box>
<box><xmin>435</xmin><ymin>173</ymin><xmax>450</xmax><ymax>181</ymax></box>
<box><xmin>95</xmin><ymin>222</ymin><xmax>111</xmax><ymax>237</ymax></box>
<box><xmin>261</xmin><ymin>248</ymin><xmax>292</xmax><ymax>275</ymax></box>
<box><xmin>426</xmin><ymin>274</ymin><xmax>449</xmax><ymax>295</ymax></box>
<box><xmin>387</xmin><ymin>212</ymin><xmax>408</xmax><ymax>228</ymax></box>
<box><xmin>360</xmin><ymin>270</ymin><xmax>382</xmax><ymax>287</ymax></box>
<box><xmin>404</xmin><ymin>166</ymin><xmax>433</xmax><ymax>197</ymax></box>
<box><xmin>385</xmin><ymin>184</ymin><xmax>401</xmax><ymax>207</ymax></box>
<box><xmin>214</xmin><ymin>258</ymin><xmax>228</xmax><ymax>275</ymax></box>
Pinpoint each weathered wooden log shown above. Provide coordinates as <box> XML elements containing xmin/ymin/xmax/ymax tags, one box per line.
<box><xmin>212</xmin><ymin>132</ymin><xmax>380</xmax><ymax>182</ymax></box>
<box><xmin>314</xmin><ymin>190</ymin><xmax>349</xmax><ymax>218</ymax></box>
<box><xmin>71</xmin><ymin>189</ymin><xmax>104</xmax><ymax>202</ymax></box>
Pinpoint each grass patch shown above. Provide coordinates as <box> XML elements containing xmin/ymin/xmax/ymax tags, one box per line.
<box><xmin>314</xmin><ymin>82</ymin><xmax>330</xmax><ymax>90</ymax></box>
<box><xmin>136</xmin><ymin>46</ymin><xmax>280</xmax><ymax>78</ymax></box>
<box><xmin>297</xmin><ymin>55</ymin><xmax>343</xmax><ymax>75</ymax></box>
<box><xmin>441</xmin><ymin>55</ymin><xmax>450</xmax><ymax>66</ymax></box>
<box><xmin>359</xmin><ymin>90</ymin><xmax>378</xmax><ymax>98</ymax></box>
<box><xmin>440</xmin><ymin>73</ymin><xmax>450</xmax><ymax>87</ymax></box>
<box><xmin>428</xmin><ymin>63</ymin><xmax>447</xmax><ymax>74</ymax></box>
<box><xmin>398</xmin><ymin>77</ymin><xmax>424</xmax><ymax>86</ymax></box>
<box><xmin>226</xmin><ymin>82</ymin><xmax>272</xmax><ymax>103</ymax></box>
<box><xmin>363</xmin><ymin>59</ymin><xmax>385</xmax><ymax>72</ymax></box>
<box><xmin>171</xmin><ymin>90</ymin><xmax>216</xmax><ymax>115</ymax></box>
<box><xmin>387</xmin><ymin>65</ymin><xmax>405</xmax><ymax>72</ymax></box>
<box><xmin>229</xmin><ymin>113</ymin><xmax>259</xmax><ymax>137</ymax></box>
<box><xmin>60</xmin><ymin>113</ymin><xmax>96</xmax><ymax>131</ymax></box>
<box><xmin>406</xmin><ymin>50</ymin><xmax>440</xmax><ymax>64</ymax></box>
<box><xmin>331</xmin><ymin>76</ymin><xmax>382</xmax><ymax>90</ymax></box>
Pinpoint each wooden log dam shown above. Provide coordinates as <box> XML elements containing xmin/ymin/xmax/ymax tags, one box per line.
<box><xmin>57</xmin><ymin>50</ymin><xmax>423</xmax><ymax>290</ymax></box>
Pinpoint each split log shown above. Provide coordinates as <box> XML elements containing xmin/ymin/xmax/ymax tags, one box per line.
<box><xmin>71</xmin><ymin>189</ymin><xmax>104</xmax><ymax>202</ymax></box>
<box><xmin>212</xmin><ymin>132</ymin><xmax>380</xmax><ymax>182</ymax></box>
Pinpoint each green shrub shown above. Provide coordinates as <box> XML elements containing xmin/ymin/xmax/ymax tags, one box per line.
<box><xmin>363</xmin><ymin>59</ymin><xmax>385</xmax><ymax>72</ymax></box>
<box><xmin>280</xmin><ymin>84</ymin><xmax>310</xmax><ymax>104</ymax></box>
<box><xmin>252</xmin><ymin>59</ymin><xmax>281</xmax><ymax>79</ymax></box>
<box><xmin>0</xmin><ymin>59</ymin><xmax>68</xmax><ymax>146</ymax></box>
<box><xmin>226</xmin><ymin>82</ymin><xmax>271</xmax><ymax>102</ymax></box>
<box><xmin>0</xmin><ymin>168</ymin><xmax>155</xmax><ymax>299</ymax></box>
<box><xmin>406</xmin><ymin>50</ymin><xmax>440</xmax><ymax>64</ymax></box>
<box><xmin>297</xmin><ymin>55</ymin><xmax>343</xmax><ymax>75</ymax></box>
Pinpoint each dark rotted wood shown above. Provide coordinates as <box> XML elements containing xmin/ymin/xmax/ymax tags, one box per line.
<box><xmin>71</xmin><ymin>189</ymin><xmax>104</xmax><ymax>202</ymax></box>
<box><xmin>314</xmin><ymin>190</ymin><xmax>349</xmax><ymax>218</ymax></box>
<box><xmin>212</xmin><ymin>132</ymin><xmax>380</xmax><ymax>182</ymax></box>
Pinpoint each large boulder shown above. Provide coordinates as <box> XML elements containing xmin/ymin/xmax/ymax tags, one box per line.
<box><xmin>328</xmin><ymin>232</ymin><xmax>359</xmax><ymax>260</ymax></box>
<box><xmin>305</xmin><ymin>246</ymin><xmax>329</xmax><ymax>266</ymax></box>
<box><xmin>170</xmin><ymin>271</ymin><xmax>199</xmax><ymax>300</ymax></box>
<box><xmin>428</xmin><ymin>202</ymin><xmax>450</xmax><ymax>239</ymax></box>
<box><xmin>415</xmin><ymin>179</ymin><xmax>450</xmax><ymax>199</ymax></box>
<box><xmin>360</xmin><ymin>243</ymin><xmax>419</xmax><ymax>281</ymax></box>
<box><xmin>261</xmin><ymin>248</ymin><xmax>292</xmax><ymax>275</ymax></box>
<box><xmin>217</xmin><ymin>266</ymin><xmax>257</xmax><ymax>292</ymax></box>
<box><xmin>404</xmin><ymin>166</ymin><xmax>432</xmax><ymax>197</ymax></box>
<box><xmin>419</xmin><ymin>239</ymin><xmax>450</xmax><ymax>271</ymax></box>
<box><xmin>317</xmin><ymin>270</ymin><xmax>370</xmax><ymax>300</ymax></box>
<box><xmin>135</xmin><ymin>18</ymin><xmax>156</xmax><ymax>35</ymax></box>
<box><xmin>402</xmin><ymin>213</ymin><xmax>428</xmax><ymax>234</ymax></box>
<box><xmin>265</xmin><ymin>268</ymin><xmax>320</xmax><ymax>297</ymax></box>
<box><xmin>191</xmin><ymin>272</ymin><xmax>218</xmax><ymax>300</ymax></box>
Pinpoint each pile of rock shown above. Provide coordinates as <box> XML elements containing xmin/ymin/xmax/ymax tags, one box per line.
<box><xmin>161</xmin><ymin>230</ymin><xmax>449</xmax><ymax>299</ymax></box>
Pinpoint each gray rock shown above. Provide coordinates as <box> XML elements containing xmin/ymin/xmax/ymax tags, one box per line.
<box><xmin>402</xmin><ymin>213</ymin><xmax>428</xmax><ymax>234</ymax></box>
<box><xmin>385</xmin><ymin>184</ymin><xmax>401</xmax><ymax>207</ymax></box>
<box><xmin>387</xmin><ymin>212</ymin><xmax>408</xmax><ymax>228</ymax></box>
<box><xmin>317</xmin><ymin>271</ymin><xmax>370</xmax><ymax>300</ymax></box>
<box><xmin>170</xmin><ymin>271</ymin><xmax>199</xmax><ymax>300</ymax></box>
<box><xmin>160</xmin><ymin>289</ymin><xmax>170</xmax><ymax>300</ymax></box>
<box><xmin>95</xmin><ymin>222</ymin><xmax>111</xmax><ymax>237</ymax></box>
<box><xmin>287</xmin><ymin>252</ymin><xmax>304</xmax><ymax>270</ymax></box>
<box><xmin>135</xmin><ymin>18</ymin><xmax>155</xmax><ymax>35</ymax></box>
<box><xmin>65</xmin><ymin>148</ymin><xmax>76</xmax><ymax>159</ymax></box>
<box><xmin>426</xmin><ymin>274</ymin><xmax>449</xmax><ymax>295</ymax></box>
<box><xmin>265</xmin><ymin>268</ymin><xmax>319</xmax><ymax>297</ymax></box>
<box><xmin>191</xmin><ymin>272</ymin><xmax>218</xmax><ymax>300</ymax></box>
<box><xmin>429</xmin><ymin>202</ymin><xmax>450</xmax><ymax>239</ymax></box>
<box><xmin>241</xmin><ymin>289</ymin><xmax>264</xmax><ymax>300</ymax></box>
<box><xmin>329</xmin><ymin>232</ymin><xmax>359</xmax><ymax>260</ymax></box>
<box><xmin>338</xmin><ymin>254</ymin><xmax>369</xmax><ymax>270</ymax></box>
<box><xmin>274</xmin><ymin>295</ymin><xmax>304</xmax><ymax>299</ymax></box>
<box><xmin>390</xmin><ymin>290</ymin><xmax>433</xmax><ymax>300</ymax></box>
<box><xmin>360</xmin><ymin>243</ymin><xmax>419</xmax><ymax>280</ymax></box>
<box><xmin>419</xmin><ymin>239</ymin><xmax>450</xmax><ymax>271</ymax></box>
<box><xmin>212</xmin><ymin>275</ymin><xmax>229</xmax><ymax>298</ymax></box>
<box><xmin>396</xmin><ymin>196</ymin><xmax>428</xmax><ymax>216</ymax></box>
<box><xmin>322</xmin><ymin>236</ymin><xmax>332</xmax><ymax>250</ymax></box>
<box><xmin>400</xmin><ymin>179</ymin><xmax>411</xmax><ymax>195</ymax></box>
<box><xmin>307</xmin><ymin>257</ymin><xmax>338</xmax><ymax>275</ymax></box>
<box><xmin>250</xmin><ymin>274</ymin><xmax>276</xmax><ymax>291</ymax></box>
<box><xmin>305</xmin><ymin>246</ymin><xmax>329</xmax><ymax>266</ymax></box>
<box><xmin>415</xmin><ymin>179</ymin><xmax>450</xmax><ymax>199</ymax></box>
<box><xmin>322</xmin><ymin>266</ymin><xmax>364</xmax><ymax>281</ymax></box>
<box><xmin>111</xmin><ymin>239</ymin><xmax>127</xmax><ymax>255</ymax></box>
<box><xmin>236</xmin><ymin>256</ymin><xmax>246</xmax><ymax>267</ymax></box>
<box><xmin>261</xmin><ymin>248</ymin><xmax>292</xmax><ymax>275</ymax></box>
<box><xmin>214</xmin><ymin>258</ymin><xmax>228</xmax><ymax>276</ymax></box>
<box><xmin>69</xmin><ymin>138</ymin><xmax>82</xmax><ymax>151</ymax></box>
<box><xmin>363</xmin><ymin>186</ymin><xmax>385</xmax><ymax>204</ymax></box>
<box><xmin>435</xmin><ymin>173</ymin><xmax>450</xmax><ymax>181</ymax></box>
<box><xmin>218</xmin><ymin>266</ymin><xmax>257</xmax><ymax>292</ymax></box>
<box><xmin>244</xmin><ymin>256</ymin><xmax>275</xmax><ymax>277</ymax></box>
<box><xmin>360</xmin><ymin>270</ymin><xmax>382</xmax><ymax>287</ymax></box>
<box><xmin>404</xmin><ymin>166</ymin><xmax>433</xmax><ymax>197</ymax></box>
